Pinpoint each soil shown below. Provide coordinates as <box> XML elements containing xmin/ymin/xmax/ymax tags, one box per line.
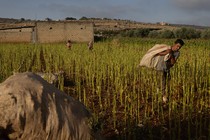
<box><xmin>63</xmin><ymin>76</ymin><xmax>210</xmax><ymax>140</ymax></box>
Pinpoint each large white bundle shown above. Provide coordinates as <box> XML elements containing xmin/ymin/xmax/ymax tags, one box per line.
<box><xmin>139</xmin><ymin>44</ymin><xmax>171</xmax><ymax>69</ymax></box>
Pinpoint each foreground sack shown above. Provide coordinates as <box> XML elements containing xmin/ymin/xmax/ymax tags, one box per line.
<box><xmin>0</xmin><ymin>72</ymin><xmax>92</xmax><ymax>140</ymax></box>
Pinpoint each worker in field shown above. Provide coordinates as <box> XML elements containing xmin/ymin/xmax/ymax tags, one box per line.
<box><xmin>139</xmin><ymin>39</ymin><xmax>185</xmax><ymax>103</ymax></box>
<box><xmin>66</xmin><ymin>40</ymin><xmax>72</xmax><ymax>50</ymax></box>
<box><xmin>88</xmin><ymin>40</ymin><xmax>94</xmax><ymax>50</ymax></box>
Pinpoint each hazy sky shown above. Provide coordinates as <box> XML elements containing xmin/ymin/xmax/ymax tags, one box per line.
<box><xmin>1</xmin><ymin>0</ymin><xmax>210</xmax><ymax>26</ymax></box>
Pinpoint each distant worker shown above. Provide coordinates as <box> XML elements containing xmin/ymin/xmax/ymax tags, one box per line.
<box><xmin>88</xmin><ymin>40</ymin><xmax>94</xmax><ymax>50</ymax></box>
<box><xmin>139</xmin><ymin>39</ymin><xmax>185</xmax><ymax>103</ymax></box>
<box><xmin>66</xmin><ymin>40</ymin><xmax>72</xmax><ymax>50</ymax></box>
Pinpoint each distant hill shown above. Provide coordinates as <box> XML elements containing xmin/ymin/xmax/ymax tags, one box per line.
<box><xmin>0</xmin><ymin>17</ymin><xmax>35</xmax><ymax>29</ymax></box>
<box><xmin>0</xmin><ymin>17</ymin><xmax>209</xmax><ymax>31</ymax></box>
<box><xmin>169</xmin><ymin>23</ymin><xmax>209</xmax><ymax>30</ymax></box>
<box><xmin>0</xmin><ymin>17</ymin><xmax>20</xmax><ymax>23</ymax></box>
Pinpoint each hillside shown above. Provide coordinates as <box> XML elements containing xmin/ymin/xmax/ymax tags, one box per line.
<box><xmin>0</xmin><ymin>17</ymin><xmax>208</xmax><ymax>32</ymax></box>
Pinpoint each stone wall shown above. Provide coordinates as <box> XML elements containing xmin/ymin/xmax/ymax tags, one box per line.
<box><xmin>0</xmin><ymin>21</ymin><xmax>94</xmax><ymax>43</ymax></box>
<box><xmin>0</xmin><ymin>27</ymin><xmax>33</xmax><ymax>43</ymax></box>
<box><xmin>36</xmin><ymin>21</ymin><xmax>93</xmax><ymax>43</ymax></box>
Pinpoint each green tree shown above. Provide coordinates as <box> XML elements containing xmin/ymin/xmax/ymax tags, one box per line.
<box><xmin>201</xmin><ymin>29</ymin><xmax>210</xmax><ymax>39</ymax></box>
<box><xmin>148</xmin><ymin>30</ymin><xmax>159</xmax><ymax>38</ymax></box>
<box><xmin>133</xmin><ymin>28</ymin><xmax>150</xmax><ymax>37</ymax></box>
<box><xmin>174</xmin><ymin>27</ymin><xmax>200</xmax><ymax>39</ymax></box>
<box><xmin>79</xmin><ymin>16</ymin><xmax>88</xmax><ymax>20</ymax></box>
<box><xmin>65</xmin><ymin>17</ymin><xmax>77</xmax><ymax>20</ymax></box>
<box><xmin>160</xmin><ymin>30</ymin><xmax>175</xmax><ymax>39</ymax></box>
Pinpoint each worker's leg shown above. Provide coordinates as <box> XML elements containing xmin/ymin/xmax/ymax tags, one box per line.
<box><xmin>162</xmin><ymin>71</ymin><xmax>168</xmax><ymax>102</ymax></box>
<box><xmin>161</xmin><ymin>71</ymin><xmax>167</xmax><ymax>96</ymax></box>
<box><xmin>155</xmin><ymin>70</ymin><xmax>168</xmax><ymax>102</ymax></box>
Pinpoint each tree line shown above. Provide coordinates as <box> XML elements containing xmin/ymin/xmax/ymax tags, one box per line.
<box><xmin>119</xmin><ymin>27</ymin><xmax>210</xmax><ymax>39</ymax></box>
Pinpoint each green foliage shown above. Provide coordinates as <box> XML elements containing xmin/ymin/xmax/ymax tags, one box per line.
<box><xmin>119</xmin><ymin>28</ymin><xmax>150</xmax><ymax>37</ymax></box>
<box><xmin>174</xmin><ymin>27</ymin><xmax>200</xmax><ymax>39</ymax></box>
<box><xmin>20</xmin><ymin>18</ymin><xmax>25</xmax><ymax>21</ymax></box>
<box><xmin>201</xmin><ymin>29</ymin><xmax>210</xmax><ymax>39</ymax></box>
<box><xmin>79</xmin><ymin>16</ymin><xmax>88</xmax><ymax>20</ymax></box>
<box><xmin>0</xmin><ymin>39</ymin><xmax>209</xmax><ymax>139</ymax></box>
<box><xmin>148</xmin><ymin>30</ymin><xmax>159</xmax><ymax>38</ymax></box>
<box><xmin>97</xmin><ymin>27</ymin><xmax>204</xmax><ymax>39</ymax></box>
<box><xmin>116</xmin><ymin>27</ymin><xmax>204</xmax><ymax>39</ymax></box>
<box><xmin>133</xmin><ymin>28</ymin><xmax>150</xmax><ymax>37</ymax></box>
<box><xmin>148</xmin><ymin>30</ymin><xmax>175</xmax><ymax>39</ymax></box>
<box><xmin>65</xmin><ymin>17</ymin><xmax>77</xmax><ymax>20</ymax></box>
<box><xmin>159</xmin><ymin>29</ymin><xmax>175</xmax><ymax>39</ymax></box>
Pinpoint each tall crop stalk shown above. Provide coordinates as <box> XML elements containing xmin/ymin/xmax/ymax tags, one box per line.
<box><xmin>0</xmin><ymin>39</ymin><xmax>209</xmax><ymax>139</ymax></box>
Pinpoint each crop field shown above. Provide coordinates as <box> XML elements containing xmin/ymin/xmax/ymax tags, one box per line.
<box><xmin>0</xmin><ymin>38</ymin><xmax>209</xmax><ymax>139</ymax></box>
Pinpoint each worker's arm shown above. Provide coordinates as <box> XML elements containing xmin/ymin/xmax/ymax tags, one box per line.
<box><xmin>166</xmin><ymin>52</ymin><xmax>176</xmax><ymax>68</ymax></box>
<box><xmin>158</xmin><ymin>49</ymin><xmax>172</xmax><ymax>56</ymax></box>
<box><xmin>169</xmin><ymin>54</ymin><xmax>176</xmax><ymax>65</ymax></box>
<box><xmin>158</xmin><ymin>49</ymin><xmax>176</xmax><ymax>67</ymax></box>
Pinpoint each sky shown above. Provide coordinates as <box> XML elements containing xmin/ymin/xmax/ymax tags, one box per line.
<box><xmin>1</xmin><ymin>0</ymin><xmax>210</xmax><ymax>27</ymax></box>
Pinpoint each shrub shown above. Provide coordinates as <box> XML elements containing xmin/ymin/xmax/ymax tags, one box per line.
<box><xmin>174</xmin><ymin>27</ymin><xmax>200</xmax><ymax>39</ymax></box>
<box><xmin>133</xmin><ymin>28</ymin><xmax>150</xmax><ymax>37</ymax></box>
<box><xmin>159</xmin><ymin>30</ymin><xmax>175</xmax><ymax>39</ymax></box>
<box><xmin>148</xmin><ymin>30</ymin><xmax>160</xmax><ymax>38</ymax></box>
<box><xmin>201</xmin><ymin>29</ymin><xmax>210</xmax><ymax>39</ymax></box>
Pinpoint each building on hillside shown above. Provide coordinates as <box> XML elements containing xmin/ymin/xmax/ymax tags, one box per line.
<box><xmin>158</xmin><ymin>22</ymin><xmax>169</xmax><ymax>26</ymax></box>
<box><xmin>0</xmin><ymin>21</ymin><xmax>94</xmax><ymax>43</ymax></box>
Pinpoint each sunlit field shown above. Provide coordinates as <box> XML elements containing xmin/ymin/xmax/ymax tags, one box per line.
<box><xmin>0</xmin><ymin>38</ymin><xmax>209</xmax><ymax>139</ymax></box>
